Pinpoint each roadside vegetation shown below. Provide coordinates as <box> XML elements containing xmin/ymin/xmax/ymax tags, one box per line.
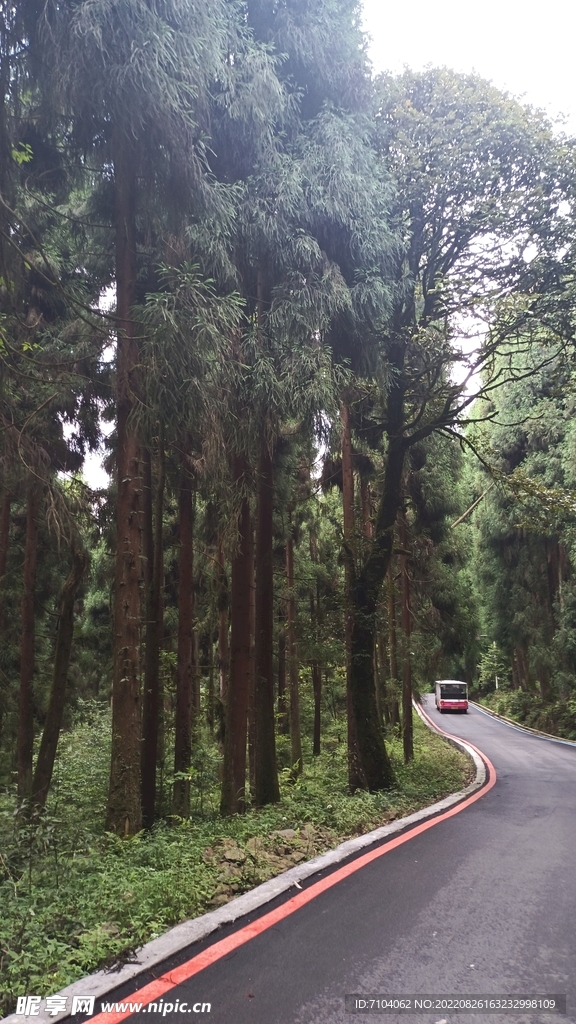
<box><xmin>0</xmin><ymin>704</ymin><xmax>471</xmax><ymax>1014</ymax></box>
<box><xmin>478</xmin><ymin>691</ymin><xmax>576</xmax><ymax>741</ymax></box>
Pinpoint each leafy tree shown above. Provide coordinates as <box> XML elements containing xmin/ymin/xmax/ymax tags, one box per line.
<box><xmin>339</xmin><ymin>67</ymin><xmax>573</xmax><ymax>790</ymax></box>
<box><xmin>465</xmin><ymin>344</ymin><xmax>576</xmax><ymax>702</ymax></box>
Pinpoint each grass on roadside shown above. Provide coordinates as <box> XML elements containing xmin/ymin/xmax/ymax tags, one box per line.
<box><xmin>0</xmin><ymin>706</ymin><xmax>473</xmax><ymax>1015</ymax></box>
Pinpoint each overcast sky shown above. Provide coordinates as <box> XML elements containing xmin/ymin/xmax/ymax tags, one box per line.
<box><xmin>362</xmin><ymin>0</ymin><xmax>576</xmax><ymax>133</ymax></box>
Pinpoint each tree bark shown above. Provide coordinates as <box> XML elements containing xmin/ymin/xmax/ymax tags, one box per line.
<box><xmin>17</xmin><ymin>484</ymin><xmax>40</xmax><ymax>806</ymax></box>
<box><xmin>347</xmin><ymin>346</ymin><xmax>407</xmax><ymax>790</ymax></box>
<box><xmin>141</xmin><ymin>437</ymin><xmax>165</xmax><ymax>828</ymax></box>
<box><xmin>217</xmin><ymin>534</ymin><xmax>229</xmax><ymax>702</ymax></box>
<box><xmin>173</xmin><ymin>465</ymin><xmax>195</xmax><ymax>818</ymax></box>
<box><xmin>31</xmin><ymin>546</ymin><xmax>87</xmax><ymax>813</ymax></box>
<box><xmin>341</xmin><ymin>401</ymin><xmax>365</xmax><ymax>790</ymax></box>
<box><xmin>309</xmin><ymin>528</ymin><xmax>322</xmax><ymax>755</ymax></box>
<box><xmin>386</xmin><ymin>567</ymin><xmax>401</xmax><ymax>727</ymax></box>
<box><xmin>0</xmin><ymin>490</ymin><xmax>11</xmax><ymax>639</ymax></box>
<box><xmin>247</xmin><ymin>524</ymin><xmax>256</xmax><ymax>798</ymax></box>
<box><xmin>399</xmin><ymin>507</ymin><xmax>413</xmax><ymax>763</ymax></box>
<box><xmin>286</xmin><ymin>532</ymin><xmax>302</xmax><ymax>774</ymax></box>
<box><xmin>220</xmin><ymin>459</ymin><xmax>252</xmax><ymax>815</ymax></box>
<box><xmin>277</xmin><ymin>607</ymin><xmax>289</xmax><ymax>734</ymax></box>
<box><xmin>254</xmin><ymin>434</ymin><xmax>280</xmax><ymax>805</ymax></box>
<box><xmin>360</xmin><ymin>477</ymin><xmax>373</xmax><ymax>540</ymax></box>
<box><xmin>106</xmin><ymin>128</ymin><xmax>143</xmax><ymax>835</ymax></box>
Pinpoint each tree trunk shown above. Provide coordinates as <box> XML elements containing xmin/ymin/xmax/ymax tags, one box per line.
<box><xmin>217</xmin><ymin>534</ymin><xmax>229</xmax><ymax>702</ymax></box>
<box><xmin>207</xmin><ymin>628</ymin><xmax>215</xmax><ymax>735</ymax></box>
<box><xmin>31</xmin><ymin>547</ymin><xmax>87</xmax><ymax>813</ymax></box>
<box><xmin>17</xmin><ymin>485</ymin><xmax>40</xmax><ymax>806</ymax></box>
<box><xmin>247</xmin><ymin>524</ymin><xmax>256</xmax><ymax>798</ymax></box>
<box><xmin>286</xmin><ymin>532</ymin><xmax>302</xmax><ymax>774</ymax></box>
<box><xmin>221</xmin><ymin>458</ymin><xmax>252</xmax><ymax>815</ymax></box>
<box><xmin>399</xmin><ymin>508</ymin><xmax>413</xmax><ymax>763</ymax></box>
<box><xmin>311</xmin><ymin>662</ymin><xmax>322</xmax><ymax>756</ymax></box>
<box><xmin>387</xmin><ymin>567</ymin><xmax>401</xmax><ymax>727</ymax></box>
<box><xmin>0</xmin><ymin>490</ymin><xmax>11</xmax><ymax>639</ymax></box>
<box><xmin>173</xmin><ymin>466</ymin><xmax>195</xmax><ymax>818</ymax></box>
<box><xmin>349</xmin><ymin>451</ymin><xmax>403</xmax><ymax>788</ymax></box>
<box><xmin>141</xmin><ymin>437</ymin><xmax>165</xmax><ymax>828</ymax></box>
<box><xmin>373</xmin><ymin>640</ymin><xmax>384</xmax><ymax>727</ymax></box>
<box><xmin>107</xmin><ymin>128</ymin><xmax>143</xmax><ymax>835</ymax></box>
<box><xmin>514</xmin><ymin>646</ymin><xmax>530</xmax><ymax>692</ymax></box>
<box><xmin>277</xmin><ymin>608</ymin><xmax>289</xmax><ymax>734</ymax></box>
<box><xmin>341</xmin><ymin>401</ymin><xmax>365</xmax><ymax>790</ymax></box>
<box><xmin>254</xmin><ymin>434</ymin><xmax>280</xmax><ymax>805</ymax></box>
<box><xmin>360</xmin><ymin>477</ymin><xmax>373</xmax><ymax>540</ymax></box>
<box><xmin>309</xmin><ymin>528</ymin><xmax>321</xmax><ymax>755</ymax></box>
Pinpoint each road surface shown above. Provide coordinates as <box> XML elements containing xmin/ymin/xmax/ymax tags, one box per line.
<box><xmin>80</xmin><ymin>699</ymin><xmax>576</xmax><ymax>1024</ymax></box>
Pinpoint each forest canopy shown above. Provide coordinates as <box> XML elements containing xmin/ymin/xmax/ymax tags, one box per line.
<box><xmin>2</xmin><ymin>0</ymin><xmax>576</xmax><ymax>845</ymax></box>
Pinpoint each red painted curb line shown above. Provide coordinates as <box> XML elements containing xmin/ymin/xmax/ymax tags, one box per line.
<box><xmin>86</xmin><ymin>717</ymin><xmax>497</xmax><ymax>1024</ymax></box>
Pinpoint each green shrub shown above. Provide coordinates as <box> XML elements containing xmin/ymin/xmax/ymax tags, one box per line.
<box><xmin>0</xmin><ymin>708</ymin><xmax>471</xmax><ymax>1015</ymax></box>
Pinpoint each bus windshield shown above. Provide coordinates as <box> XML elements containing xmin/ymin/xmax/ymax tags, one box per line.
<box><xmin>440</xmin><ymin>684</ymin><xmax>467</xmax><ymax>699</ymax></box>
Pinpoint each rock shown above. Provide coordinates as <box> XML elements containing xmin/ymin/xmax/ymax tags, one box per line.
<box><xmin>222</xmin><ymin>847</ymin><xmax>246</xmax><ymax>863</ymax></box>
<box><xmin>275</xmin><ymin>828</ymin><xmax>296</xmax><ymax>839</ymax></box>
<box><xmin>246</xmin><ymin>836</ymin><xmax>264</xmax><ymax>855</ymax></box>
<box><xmin>207</xmin><ymin>893</ymin><xmax>232</xmax><ymax>908</ymax></box>
<box><xmin>300</xmin><ymin>824</ymin><xmax>315</xmax><ymax>837</ymax></box>
<box><xmin>220</xmin><ymin>861</ymin><xmax>241</xmax><ymax>878</ymax></box>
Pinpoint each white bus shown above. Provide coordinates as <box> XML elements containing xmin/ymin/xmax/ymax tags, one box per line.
<box><xmin>435</xmin><ymin>679</ymin><xmax>468</xmax><ymax>713</ymax></box>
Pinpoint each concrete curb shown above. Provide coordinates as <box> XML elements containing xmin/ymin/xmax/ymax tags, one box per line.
<box><xmin>2</xmin><ymin>707</ymin><xmax>486</xmax><ymax>1024</ymax></box>
<box><xmin>469</xmin><ymin>699</ymin><xmax>576</xmax><ymax>746</ymax></box>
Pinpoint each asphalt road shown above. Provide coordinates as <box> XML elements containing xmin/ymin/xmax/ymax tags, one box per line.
<box><xmin>92</xmin><ymin>699</ymin><xmax>576</xmax><ymax>1024</ymax></box>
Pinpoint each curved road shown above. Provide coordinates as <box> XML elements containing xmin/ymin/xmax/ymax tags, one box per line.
<box><xmin>85</xmin><ymin>699</ymin><xmax>576</xmax><ymax>1023</ymax></box>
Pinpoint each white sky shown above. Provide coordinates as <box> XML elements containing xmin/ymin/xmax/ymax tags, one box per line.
<box><xmin>362</xmin><ymin>0</ymin><xmax>576</xmax><ymax>133</ymax></box>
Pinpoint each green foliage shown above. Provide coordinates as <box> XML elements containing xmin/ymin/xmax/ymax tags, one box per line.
<box><xmin>476</xmin><ymin>642</ymin><xmax>511</xmax><ymax>694</ymax></box>
<box><xmin>11</xmin><ymin>142</ymin><xmax>34</xmax><ymax>165</ymax></box>
<box><xmin>463</xmin><ymin>345</ymin><xmax>576</xmax><ymax>702</ymax></box>
<box><xmin>481</xmin><ymin>690</ymin><xmax>576</xmax><ymax>741</ymax></box>
<box><xmin>0</xmin><ymin>708</ymin><xmax>469</xmax><ymax>1014</ymax></box>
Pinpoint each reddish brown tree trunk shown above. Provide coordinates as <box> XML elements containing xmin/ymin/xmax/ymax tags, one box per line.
<box><xmin>17</xmin><ymin>485</ymin><xmax>40</xmax><ymax>805</ymax></box>
<box><xmin>254</xmin><ymin>435</ymin><xmax>279</xmax><ymax>805</ymax></box>
<box><xmin>107</xmin><ymin>129</ymin><xmax>143</xmax><ymax>835</ymax></box>
<box><xmin>141</xmin><ymin>439</ymin><xmax>165</xmax><ymax>828</ymax></box>
<box><xmin>32</xmin><ymin>546</ymin><xmax>87</xmax><ymax>813</ymax></box>
<box><xmin>221</xmin><ymin>461</ymin><xmax>252</xmax><ymax>815</ymax></box>
<box><xmin>286</xmin><ymin>532</ymin><xmax>302</xmax><ymax>774</ymax></box>
<box><xmin>399</xmin><ymin>509</ymin><xmax>413</xmax><ymax>763</ymax></box>
<box><xmin>173</xmin><ymin>467</ymin><xmax>195</xmax><ymax>818</ymax></box>
<box><xmin>341</xmin><ymin>402</ymin><xmax>365</xmax><ymax>790</ymax></box>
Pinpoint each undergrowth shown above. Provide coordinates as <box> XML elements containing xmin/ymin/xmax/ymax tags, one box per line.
<box><xmin>480</xmin><ymin>690</ymin><xmax>576</xmax><ymax>740</ymax></box>
<box><xmin>0</xmin><ymin>706</ymin><xmax>472</xmax><ymax>1014</ymax></box>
